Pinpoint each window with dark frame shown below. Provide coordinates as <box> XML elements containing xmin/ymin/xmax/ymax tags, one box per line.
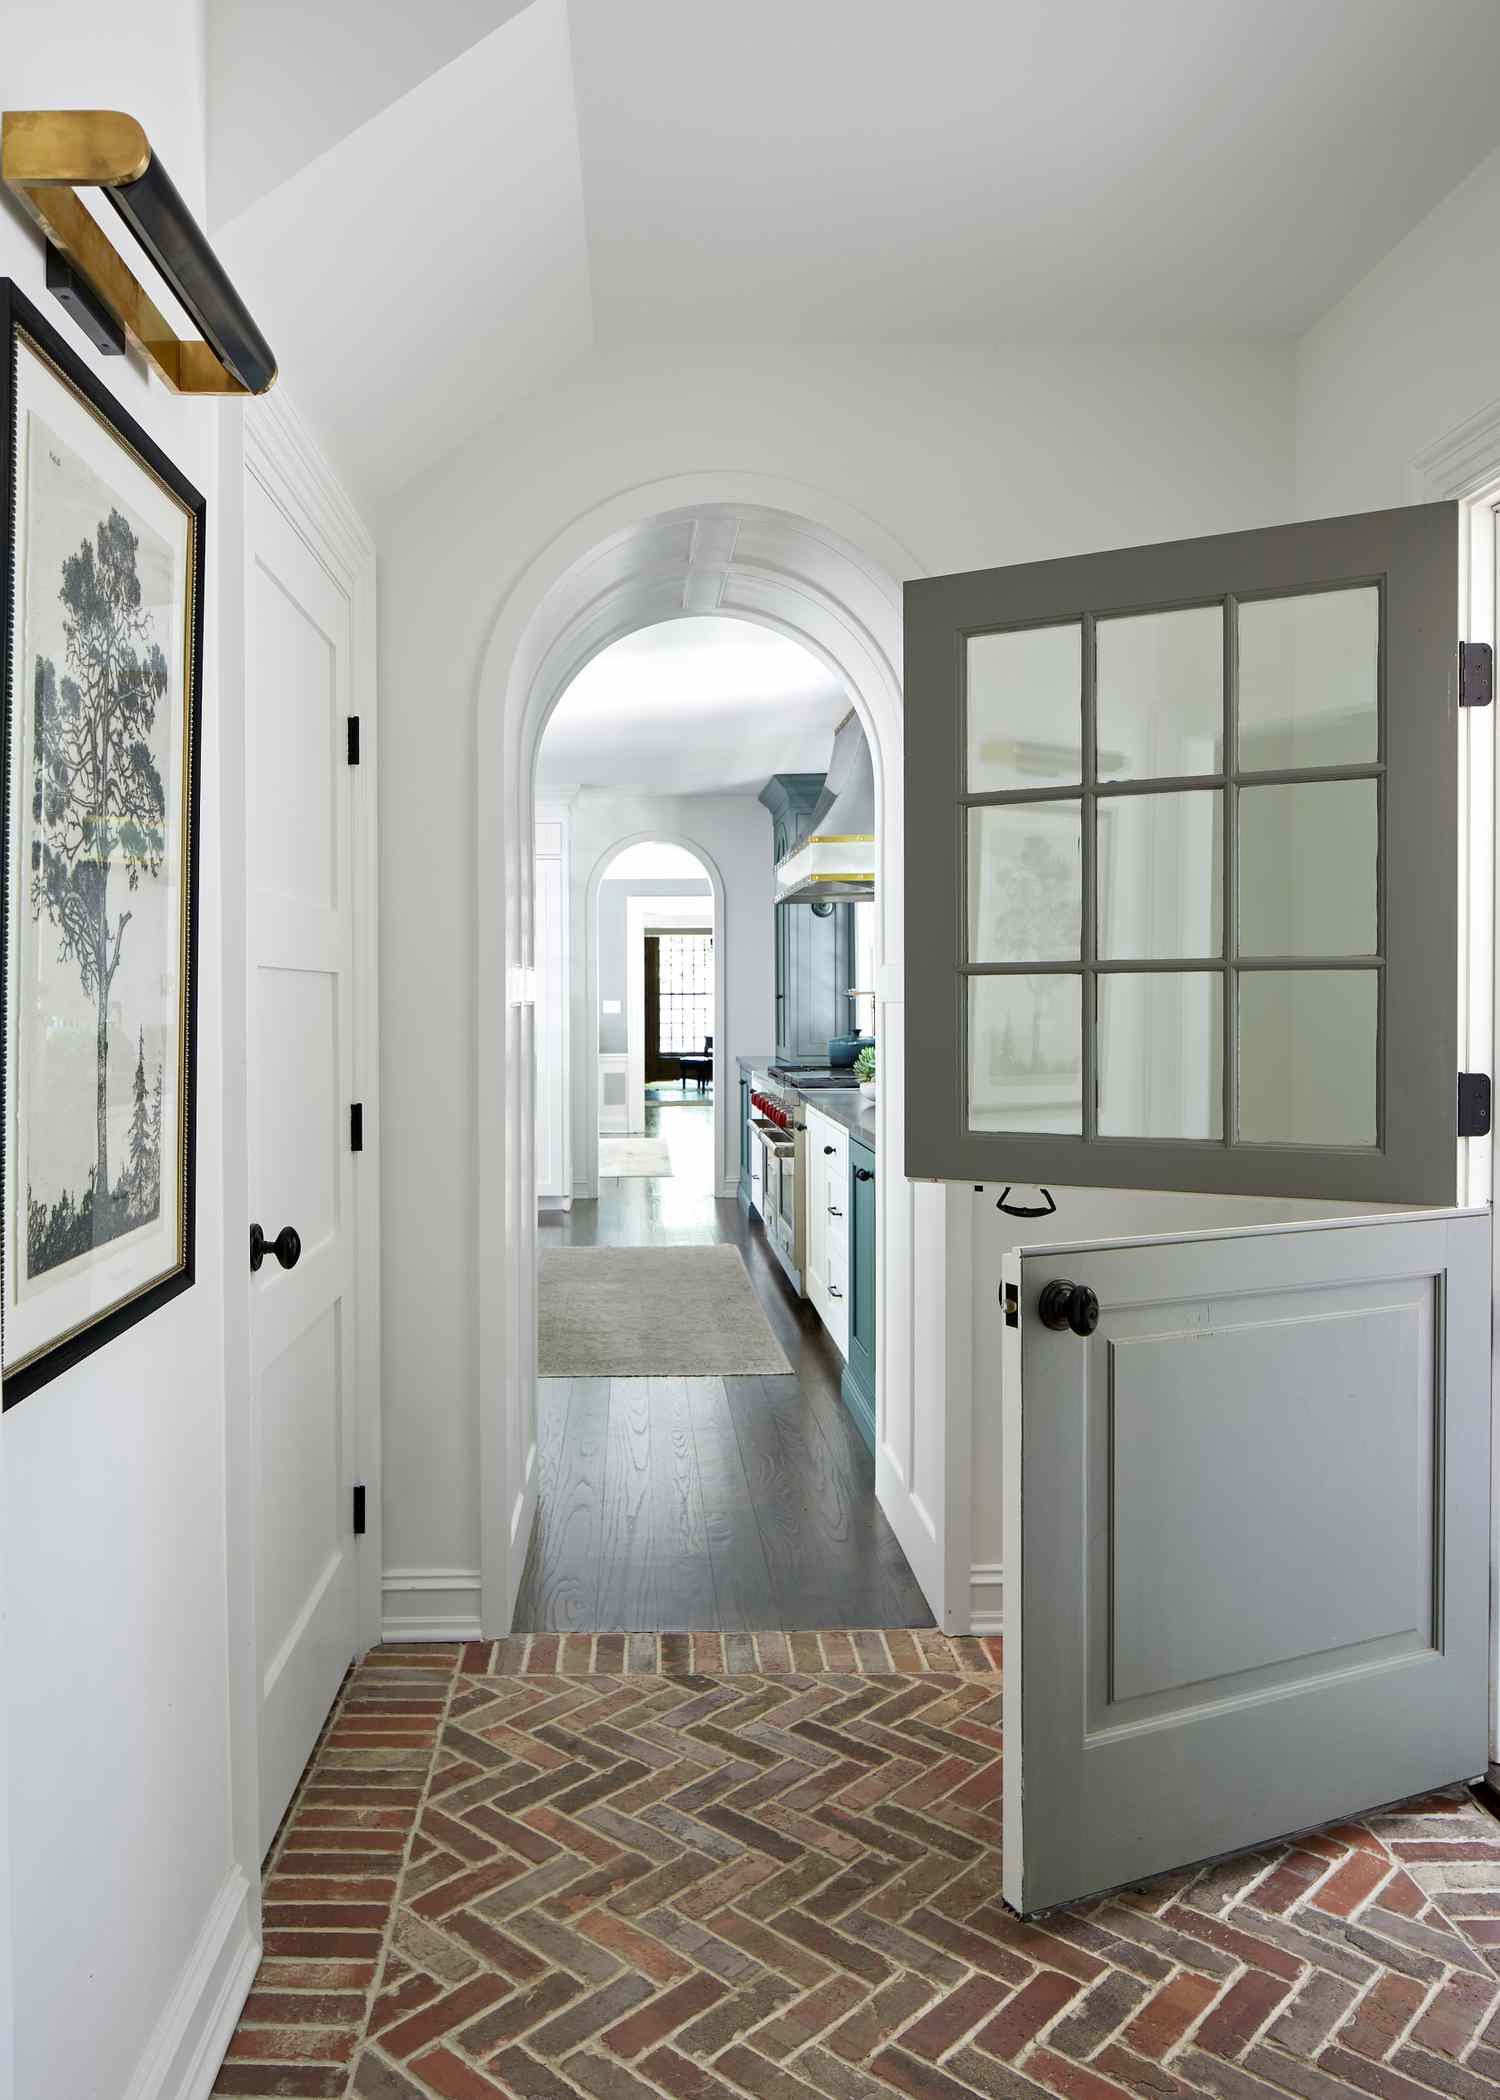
<box><xmin>656</xmin><ymin>931</ymin><xmax>714</xmax><ymax>1054</ymax></box>
<box><xmin>963</xmin><ymin>587</ymin><xmax>1383</xmax><ymax>1148</ymax></box>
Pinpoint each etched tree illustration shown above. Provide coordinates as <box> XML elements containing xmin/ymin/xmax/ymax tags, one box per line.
<box><xmin>993</xmin><ymin>829</ymin><xmax>1076</xmax><ymax>1072</ymax></box>
<box><xmin>31</xmin><ymin>507</ymin><xmax>167</xmax><ymax>1243</ymax></box>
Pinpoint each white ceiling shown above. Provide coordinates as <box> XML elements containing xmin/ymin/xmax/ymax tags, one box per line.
<box><xmin>570</xmin><ymin>0</ymin><xmax>1500</xmax><ymax>343</ymax></box>
<box><xmin>210</xmin><ymin>0</ymin><xmax>1500</xmax><ymax>506</ymax></box>
<box><xmin>216</xmin><ymin>2</ymin><xmax>591</xmax><ymax>505</ymax></box>
<box><xmin>206</xmin><ymin>1</ymin><xmax>535</xmax><ymax>226</ymax></box>
<box><xmin>535</xmin><ymin>616</ymin><xmax>850</xmax><ymax>796</ymax></box>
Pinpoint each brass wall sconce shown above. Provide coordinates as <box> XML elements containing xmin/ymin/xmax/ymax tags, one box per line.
<box><xmin>2</xmin><ymin>109</ymin><xmax>277</xmax><ymax>395</ymax></box>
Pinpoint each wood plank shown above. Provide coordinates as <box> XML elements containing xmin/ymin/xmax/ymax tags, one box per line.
<box><xmin>723</xmin><ymin>1375</ymin><xmax>849</xmax><ymax>1628</ymax></box>
<box><xmin>685</xmin><ymin>1377</ymin><xmax>779</xmax><ymax>1632</ymax></box>
<box><xmin>518</xmin><ymin>1375</ymin><xmax>608</xmax><ymax>1632</ymax></box>
<box><xmin>790</xmin><ymin>1363</ymin><xmax>935</xmax><ymax>1628</ymax></box>
<box><xmin>649</xmin><ymin>1378</ymin><xmax>708</xmax><ymax>1559</ymax></box>
<box><xmin>596</xmin><ymin>1378</ymin><xmax>656</xmax><ymax>1632</ymax></box>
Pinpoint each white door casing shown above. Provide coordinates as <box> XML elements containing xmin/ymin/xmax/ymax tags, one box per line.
<box><xmin>624</xmin><ymin>895</ymin><xmax>712</xmax><ymax>1133</ymax></box>
<box><xmin>534</xmin><ymin>815</ymin><xmax>570</xmax><ymax>1203</ymax></box>
<box><xmin>476</xmin><ymin>483</ymin><xmax>951</xmax><ymax>1633</ymax></box>
<box><xmin>245</xmin><ymin>470</ymin><xmax>362</xmax><ymax>1850</ymax></box>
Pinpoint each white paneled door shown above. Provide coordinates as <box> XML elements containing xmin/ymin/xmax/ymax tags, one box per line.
<box><xmin>247</xmin><ymin>476</ymin><xmax>360</xmax><ymax>1851</ymax></box>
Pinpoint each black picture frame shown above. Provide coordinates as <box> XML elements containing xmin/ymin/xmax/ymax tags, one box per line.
<box><xmin>0</xmin><ymin>276</ymin><xmax>204</xmax><ymax>1408</ymax></box>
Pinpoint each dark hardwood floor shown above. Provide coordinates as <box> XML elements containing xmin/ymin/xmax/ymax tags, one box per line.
<box><xmin>514</xmin><ymin>1102</ymin><xmax>934</xmax><ymax>1634</ymax></box>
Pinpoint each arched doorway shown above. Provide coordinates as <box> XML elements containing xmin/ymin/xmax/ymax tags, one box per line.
<box><xmin>476</xmin><ymin>481</ymin><xmax>957</xmax><ymax>1634</ymax></box>
<box><xmin>580</xmin><ymin>833</ymin><xmax>725</xmax><ymax>1201</ymax></box>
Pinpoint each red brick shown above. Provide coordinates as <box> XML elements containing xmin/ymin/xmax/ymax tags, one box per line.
<box><xmin>1311</xmin><ymin>1849</ymin><xmax>1392</xmax><ymax>1918</ymax></box>
<box><xmin>1122</xmin><ymin>1971</ymin><xmax>1220</xmax><ymax>2059</ymax></box>
<box><xmin>974</xmin><ymin>1969</ymin><xmax>1085</xmax><ymax>2058</ymax></box>
<box><xmin>1192</xmin><ymin>1972</ymin><xmax>1293</xmax><ymax>2059</ymax></box>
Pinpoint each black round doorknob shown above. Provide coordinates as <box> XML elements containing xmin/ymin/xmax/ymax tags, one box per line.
<box><xmin>1038</xmin><ymin>1278</ymin><xmax>1099</xmax><ymax>1336</ymax></box>
<box><xmin>250</xmin><ymin>1223</ymin><xmax>302</xmax><ymax>1273</ymax></box>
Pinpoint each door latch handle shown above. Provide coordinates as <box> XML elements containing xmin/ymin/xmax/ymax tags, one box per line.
<box><xmin>828</xmin><ymin>1284</ymin><xmax>843</xmax><ymax>1299</ymax></box>
<box><xmin>829</xmin><ymin>1205</ymin><xmax>843</xmax><ymax>1218</ymax></box>
<box><xmin>251</xmin><ymin>1223</ymin><xmax>302</xmax><ymax>1273</ymax></box>
<box><xmin>997</xmin><ymin>1186</ymin><xmax>1056</xmax><ymax>1219</ymax></box>
<box><xmin>1038</xmin><ymin>1278</ymin><xmax>1099</xmax><ymax>1336</ymax></box>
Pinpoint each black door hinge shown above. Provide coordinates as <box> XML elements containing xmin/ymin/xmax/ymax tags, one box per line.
<box><xmin>347</xmin><ymin>715</ymin><xmax>361</xmax><ymax>763</ymax></box>
<box><xmin>350</xmin><ymin>1102</ymin><xmax>364</xmax><ymax>1152</ymax></box>
<box><xmin>1459</xmin><ymin>1072</ymin><xmax>1491</xmax><ymax>1138</ymax></box>
<box><xmin>1004</xmin><ymin>1281</ymin><xmax>1019</xmax><ymax>1330</ymax></box>
<box><xmin>353</xmin><ymin>1484</ymin><xmax>366</xmax><ymax>1535</ymax></box>
<box><xmin>1461</xmin><ymin>641</ymin><xmax>1493</xmax><ymax>708</ymax></box>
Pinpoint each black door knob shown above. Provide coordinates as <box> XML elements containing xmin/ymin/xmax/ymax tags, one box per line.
<box><xmin>250</xmin><ymin>1223</ymin><xmax>302</xmax><ymax>1273</ymax></box>
<box><xmin>1038</xmin><ymin>1278</ymin><xmax>1099</xmax><ymax>1336</ymax></box>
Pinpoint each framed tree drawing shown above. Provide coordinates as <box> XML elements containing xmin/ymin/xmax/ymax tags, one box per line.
<box><xmin>1</xmin><ymin>280</ymin><xmax>203</xmax><ymax>1406</ymax></box>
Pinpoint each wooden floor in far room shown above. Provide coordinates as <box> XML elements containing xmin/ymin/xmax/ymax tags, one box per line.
<box><xmin>515</xmin><ymin>1100</ymin><xmax>934</xmax><ymax>1634</ymax></box>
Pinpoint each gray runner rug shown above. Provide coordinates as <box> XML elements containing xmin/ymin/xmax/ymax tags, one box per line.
<box><xmin>538</xmin><ymin>1245</ymin><xmax>792</xmax><ymax>1375</ymax></box>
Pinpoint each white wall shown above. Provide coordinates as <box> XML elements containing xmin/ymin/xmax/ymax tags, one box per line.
<box><xmin>1297</xmin><ymin>140</ymin><xmax>1500</xmax><ymax>516</ymax></box>
<box><xmin>376</xmin><ymin>339</ymin><xmax>1295</xmax><ymax>1606</ymax></box>
<box><xmin>597</xmin><ymin>876</ymin><xmax>711</xmax><ymax>1055</ymax></box>
<box><xmin>1</xmin><ymin>8</ymin><xmax>256</xmax><ymax>2099</ymax></box>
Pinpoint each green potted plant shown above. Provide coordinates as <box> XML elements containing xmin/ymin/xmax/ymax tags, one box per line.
<box><xmin>854</xmin><ymin>1043</ymin><xmax>876</xmax><ymax>1095</ymax></box>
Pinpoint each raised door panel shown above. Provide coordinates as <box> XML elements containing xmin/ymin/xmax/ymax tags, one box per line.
<box><xmin>1005</xmin><ymin>1212</ymin><xmax>1490</xmax><ymax>1913</ymax></box>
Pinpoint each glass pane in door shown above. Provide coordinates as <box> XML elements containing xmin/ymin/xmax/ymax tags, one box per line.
<box><xmin>969</xmin><ymin>975</ymin><xmax>1082</xmax><ymax>1133</ymax></box>
<box><xmin>1237</xmin><ymin>586</ymin><xmax>1379</xmax><ymax>771</ymax></box>
<box><xmin>1097</xmin><ymin>972</ymin><xmax>1223</xmax><ymax>1139</ymax></box>
<box><xmin>1237</xmin><ymin>780</ymin><xmax>1378</xmax><ymax>957</ymax></box>
<box><xmin>967</xmin><ymin>623</ymin><xmax>1082</xmax><ymax>792</ymax></box>
<box><xmin>1096</xmin><ymin>605</ymin><xmax>1223</xmax><ymax>779</ymax></box>
<box><xmin>1097</xmin><ymin>790</ymin><xmax>1223</xmax><ymax>960</ymax></box>
<box><xmin>968</xmin><ymin>802</ymin><xmax>1082</xmax><ymax>962</ymax></box>
<box><xmin>1237</xmin><ymin>970</ymin><xmax>1378</xmax><ymax>1146</ymax></box>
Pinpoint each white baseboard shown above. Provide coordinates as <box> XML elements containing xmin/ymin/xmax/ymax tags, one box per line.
<box><xmin>382</xmin><ymin>1566</ymin><xmax>484</xmax><ymax>1641</ymax></box>
<box><xmin>122</xmin><ymin>1864</ymin><xmax>258</xmax><ymax>2100</ymax></box>
<box><xmin>969</xmin><ymin>1563</ymin><xmax>1003</xmax><ymax>1635</ymax></box>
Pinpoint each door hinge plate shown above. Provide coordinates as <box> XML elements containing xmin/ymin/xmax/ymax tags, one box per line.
<box><xmin>353</xmin><ymin>1484</ymin><xmax>366</xmax><ymax>1535</ymax></box>
<box><xmin>1004</xmin><ymin>1281</ymin><xmax>1019</xmax><ymax>1329</ymax></box>
<box><xmin>347</xmin><ymin>714</ymin><xmax>361</xmax><ymax>763</ymax></box>
<box><xmin>351</xmin><ymin>1101</ymin><xmax>364</xmax><ymax>1152</ymax></box>
<box><xmin>1458</xmin><ymin>1072</ymin><xmax>1491</xmax><ymax>1138</ymax></box>
<box><xmin>1461</xmin><ymin>641</ymin><xmax>1493</xmax><ymax>708</ymax></box>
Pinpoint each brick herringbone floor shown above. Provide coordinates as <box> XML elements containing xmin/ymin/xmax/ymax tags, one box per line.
<box><xmin>216</xmin><ymin>1638</ymin><xmax>1500</xmax><ymax>2100</ymax></box>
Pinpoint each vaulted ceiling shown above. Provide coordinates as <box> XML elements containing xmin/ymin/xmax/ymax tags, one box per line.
<box><xmin>210</xmin><ymin>0</ymin><xmax>1500</xmax><ymax>510</ymax></box>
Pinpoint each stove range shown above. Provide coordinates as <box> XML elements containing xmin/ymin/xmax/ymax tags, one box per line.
<box><xmin>767</xmin><ymin>1065</ymin><xmax>861</xmax><ymax>1090</ymax></box>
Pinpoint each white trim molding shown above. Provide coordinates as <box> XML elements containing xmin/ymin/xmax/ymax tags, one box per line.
<box><xmin>382</xmin><ymin>1567</ymin><xmax>485</xmax><ymax>1641</ymax></box>
<box><xmin>969</xmin><ymin>1564</ymin><xmax>1004</xmax><ymax>1636</ymax></box>
<box><xmin>120</xmin><ymin>1865</ymin><xmax>257</xmax><ymax>2100</ymax></box>
<box><xmin>1408</xmin><ymin>394</ymin><xmax>1500</xmax><ymax>504</ymax></box>
<box><xmin>597</xmin><ymin>1051</ymin><xmax>630</xmax><ymax>1135</ymax></box>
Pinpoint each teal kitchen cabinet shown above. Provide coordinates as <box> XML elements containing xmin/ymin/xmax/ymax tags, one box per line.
<box><xmin>759</xmin><ymin>773</ymin><xmax>854</xmax><ymax>1063</ymax></box>
<box><xmin>841</xmin><ymin>1137</ymin><xmax>877</xmax><ymax>1452</ymax></box>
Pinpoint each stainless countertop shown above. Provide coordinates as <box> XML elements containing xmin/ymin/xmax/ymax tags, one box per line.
<box><xmin>792</xmin><ymin>1084</ymin><xmax>877</xmax><ymax>1151</ymax></box>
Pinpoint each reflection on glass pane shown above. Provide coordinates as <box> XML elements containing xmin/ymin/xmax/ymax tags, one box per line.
<box><xmin>1098</xmin><ymin>791</ymin><xmax>1223</xmax><ymax>960</ymax></box>
<box><xmin>967</xmin><ymin>624</ymin><xmax>1082</xmax><ymax>792</ymax></box>
<box><xmin>1237</xmin><ymin>970</ymin><xmax>1377</xmax><ymax>1146</ymax></box>
<box><xmin>1098</xmin><ymin>974</ymin><xmax>1223</xmax><ymax>1139</ymax></box>
<box><xmin>968</xmin><ymin>802</ymin><xmax>1081</xmax><ymax>963</ymax></box>
<box><xmin>970</xmin><ymin>975</ymin><xmax>1082</xmax><ymax>1133</ymax></box>
<box><xmin>1097</xmin><ymin>605</ymin><xmax>1223</xmax><ymax>780</ymax></box>
<box><xmin>1238</xmin><ymin>587</ymin><xmax>1378</xmax><ymax>771</ymax></box>
<box><xmin>1238</xmin><ymin>780</ymin><xmax>1377</xmax><ymax>957</ymax></box>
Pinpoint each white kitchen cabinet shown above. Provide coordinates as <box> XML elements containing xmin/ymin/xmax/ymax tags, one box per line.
<box><xmin>804</xmin><ymin>1103</ymin><xmax>849</xmax><ymax>1356</ymax></box>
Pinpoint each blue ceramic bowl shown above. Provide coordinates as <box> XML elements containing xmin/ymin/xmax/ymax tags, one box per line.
<box><xmin>828</xmin><ymin>1033</ymin><xmax>874</xmax><ymax>1070</ymax></box>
